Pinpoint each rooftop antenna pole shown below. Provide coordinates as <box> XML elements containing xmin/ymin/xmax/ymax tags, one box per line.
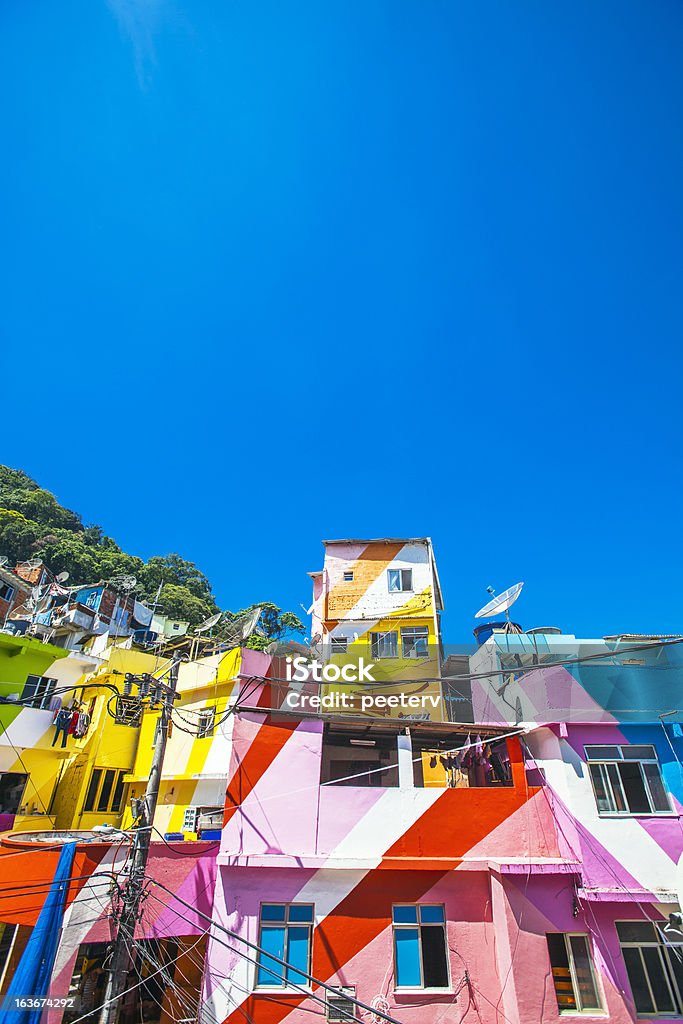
<box><xmin>98</xmin><ymin>655</ymin><xmax>180</xmax><ymax>1024</ymax></box>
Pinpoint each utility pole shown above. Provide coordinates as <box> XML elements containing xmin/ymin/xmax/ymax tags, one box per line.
<box><xmin>98</xmin><ymin>656</ymin><xmax>180</xmax><ymax>1024</ymax></box>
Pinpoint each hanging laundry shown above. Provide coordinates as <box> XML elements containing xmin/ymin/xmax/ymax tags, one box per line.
<box><xmin>48</xmin><ymin>695</ymin><xmax>62</xmax><ymax>713</ymax></box>
<box><xmin>52</xmin><ymin>709</ymin><xmax>72</xmax><ymax>748</ymax></box>
<box><xmin>73</xmin><ymin>713</ymin><xmax>90</xmax><ymax>738</ymax></box>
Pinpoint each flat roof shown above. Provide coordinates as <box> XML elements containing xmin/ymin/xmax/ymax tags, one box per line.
<box><xmin>323</xmin><ymin>538</ymin><xmax>432</xmax><ymax>546</ymax></box>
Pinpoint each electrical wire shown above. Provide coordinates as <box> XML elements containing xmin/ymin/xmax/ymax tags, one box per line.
<box><xmin>144</xmin><ymin>883</ymin><xmax>404</xmax><ymax>1024</ymax></box>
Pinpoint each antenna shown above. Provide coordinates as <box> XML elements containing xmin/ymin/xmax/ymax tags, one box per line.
<box><xmin>475</xmin><ymin>582</ymin><xmax>524</xmax><ymax>621</ymax></box>
<box><xmin>194</xmin><ymin>612</ymin><xmax>223</xmax><ymax>635</ymax></box>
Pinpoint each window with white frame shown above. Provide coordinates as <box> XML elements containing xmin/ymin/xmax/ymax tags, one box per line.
<box><xmin>330</xmin><ymin>636</ymin><xmax>348</xmax><ymax>654</ymax></box>
<box><xmin>388</xmin><ymin>569</ymin><xmax>412</xmax><ymax>593</ymax></box>
<box><xmin>401</xmin><ymin>626</ymin><xmax>429</xmax><ymax>658</ymax></box>
<box><xmin>585</xmin><ymin>745</ymin><xmax>671</xmax><ymax>815</ymax></box>
<box><xmin>546</xmin><ymin>933</ymin><xmax>602</xmax><ymax>1013</ymax></box>
<box><xmin>392</xmin><ymin>905</ymin><xmax>449</xmax><ymax>989</ymax></box>
<box><xmin>343</xmin><ymin>571</ymin><xmax>354</xmax><ymax>583</ymax></box>
<box><xmin>617</xmin><ymin>920</ymin><xmax>683</xmax><ymax>1016</ymax></box>
<box><xmin>197</xmin><ymin>707</ymin><xmax>216</xmax><ymax>739</ymax></box>
<box><xmin>370</xmin><ymin>631</ymin><xmax>398</xmax><ymax>659</ymax></box>
<box><xmin>0</xmin><ymin>583</ymin><xmax>15</xmax><ymax>604</ymax></box>
<box><xmin>256</xmin><ymin>904</ymin><xmax>314</xmax><ymax>989</ymax></box>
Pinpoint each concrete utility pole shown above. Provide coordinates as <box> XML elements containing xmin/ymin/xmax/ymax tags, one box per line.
<box><xmin>98</xmin><ymin>656</ymin><xmax>180</xmax><ymax>1024</ymax></box>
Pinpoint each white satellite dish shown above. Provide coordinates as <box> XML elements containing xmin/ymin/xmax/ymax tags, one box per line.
<box><xmin>194</xmin><ymin>611</ymin><xmax>223</xmax><ymax>634</ymax></box>
<box><xmin>56</xmin><ymin>571</ymin><xmax>69</xmax><ymax>583</ymax></box>
<box><xmin>475</xmin><ymin>582</ymin><xmax>524</xmax><ymax>620</ymax></box>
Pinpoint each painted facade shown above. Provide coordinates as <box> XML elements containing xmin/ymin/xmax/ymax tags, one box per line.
<box><xmin>307</xmin><ymin>538</ymin><xmax>445</xmax><ymax>721</ymax></box>
<box><xmin>0</xmin><ymin>550</ymin><xmax>680</xmax><ymax>1024</ymax></box>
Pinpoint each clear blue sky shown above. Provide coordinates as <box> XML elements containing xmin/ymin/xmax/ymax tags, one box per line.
<box><xmin>2</xmin><ymin>1</ymin><xmax>682</xmax><ymax>640</ymax></box>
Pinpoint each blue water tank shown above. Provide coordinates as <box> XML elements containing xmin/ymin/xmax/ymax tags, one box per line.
<box><xmin>473</xmin><ymin>622</ymin><xmax>521</xmax><ymax>646</ymax></box>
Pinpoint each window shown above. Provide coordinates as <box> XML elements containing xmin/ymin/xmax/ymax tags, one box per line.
<box><xmin>586</xmin><ymin>745</ymin><xmax>671</xmax><ymax>815</ymax></box>
<box><xmin>182</xmin><ymin>807</ymin><xmax>198</xmax><ymax>833</ymax></box>
<box><xmin>330</xmin><ymin>636</ymin><xmax>348</xmax><ymax>654</ymax></box>
<box><xmin>371</xmin><ymin>631</ymin><xmax>398</xmax><ymax>659</ymax></box>
<box><xmin>617</xmin><ymin>921</ymin><xmax>683</xmax><ymax>1016</ymax></box>
<box><xmin>343</xmin><ymin>572</ymin><xmax>354</xmax><ymax>583</ymax></box>
<box><xmin>321</xmin><ymin>726</ymin><xmax>399</xmax><ymax>788</ymax></box>
<box><xmin>256</xmin><ymin>904</ymin><xmax>313</xmax><ymax>989</ymax></box>
<box><xmin>401</xmin><ymin>626</ymin><xmax>429</xmax><ymax>659</ymax></box>
<box><xmin>21</xmin><ymin>675</ymin><xmax>57</xmax><ymax>710</ymax></box>
<box><xmin>0</xmin><ymin>583</ymin><xmax>15</xmax><ymax>603</ymax></box>
<box><xmin>546</xmin><ymin>934</ymin><xmax>602</xmax><ymax>1013</ymax></box>
<box><xmin>83</xmin><ymin>768</ymin><xmax>127</xmax><ymax>814</ymax></box>
<box><xmin>85</xmin><ymin>591</ymin><xmax>99</xmax><ymax>609</ymax></box>
<box><xmin>388</xmin><ymin>569</ymin><xmax>412</xmax><ymax>593</ymax></box>
<box><xmin>0</xmin><ymin>773</ymin><xmax>28</xmax><ymax>814</ymax></box>
<box><xmin>197</xmin><ymin>707</ymin><xmax>215</xmax><ymax>739</ymax></box>
<box><xmin>392</xmin><ymin>905</ymin><xmax>449</xmax><ymax>989</ymax></box>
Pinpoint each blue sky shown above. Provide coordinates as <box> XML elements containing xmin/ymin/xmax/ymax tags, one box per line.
<box><xmin>1</xmin><ymin>0</ymin><xmax>682</xmax><ymax>640</ymax></box>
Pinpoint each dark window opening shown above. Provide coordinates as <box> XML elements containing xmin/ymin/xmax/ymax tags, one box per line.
<box><xmin>0</xmin><ymin>773</ymin><xmax>28</xmax><ymax>815</ymax></box>
<box><xmin>321</xmin><ymin>726</ymin><xmax>398</xmax><ymax>787</ymax></box>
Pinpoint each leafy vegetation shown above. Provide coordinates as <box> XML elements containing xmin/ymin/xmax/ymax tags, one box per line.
<box><xmin>0</xmin><ymin>466</ymin><xmax>304</xmax><ymax>643</ymax></box>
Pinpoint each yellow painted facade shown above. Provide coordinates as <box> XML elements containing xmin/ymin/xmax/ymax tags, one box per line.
<box><xmin>123</xmin><ymin>648</ymin><xmax>242</xmax><ymax>837</ymax></box>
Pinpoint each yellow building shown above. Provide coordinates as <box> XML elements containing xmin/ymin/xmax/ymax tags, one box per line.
<box><xmin>307</xmin><ymin>538</ymin><xmax>445</xmax><ymax>720</ymax></box>
<box><xmin>123</xmin><ymin>648</ymin><xmax>243</xmax><ymax>838</ymax></box>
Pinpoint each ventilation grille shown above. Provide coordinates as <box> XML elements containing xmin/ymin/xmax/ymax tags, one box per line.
<box><xmin>326</xmin><ymin>987</ymin><xmax>356</xmax><ymax>1021</ymax></box>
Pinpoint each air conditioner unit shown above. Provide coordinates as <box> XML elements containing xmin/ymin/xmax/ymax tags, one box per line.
<box><xmin>326</xmin><ymin>986</ymin><xmax>356</xmax><ymax>1021</ymax></box>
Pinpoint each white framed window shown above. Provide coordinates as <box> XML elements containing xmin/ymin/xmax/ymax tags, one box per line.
<box><xmin>85</xmin><ymin>590</ymin><xmax>99</xmax><ymax>609</ymax></box>
<box><xmin>546</xmin><ymin>933</ymin><xmax>602</xmax><ymax>1013</ymax></box>
<box><xmin>256</xmin><ymin>903</ymin><xmax>314</xmax><ymax>989</ymax></box>
<box><xmin>343</xmin><ymin>572</ymin><xmax>354</xmax><ymax>583</ymax></box>
<box><xmin>392</xmin><ymin>905</ymin><xmax>449</xmax><ymax>989</ymax></box>
<box><xmin>0</xmin><ymin>584</ymin><xmax>15</xmax><ymax>603</ymax></box>
<box><xmin>182</xmin><ymin>806</ymin><xmax>199</xmax><ymax>833</ymax></box>
<box><xmin>585</xmin><ymin>745</ymin><xmax>671</xmax><ymax>815</ymax></box>
<box><xmin>197</xmin><ymin>707</ymin><xmax>216</xmax><ymax>739</ymax></box>
<box><xmin>371</xmin><ymin>631</ymin><xmax>398</xmax><ymax>659</ymax></box>
<box><xmin>388</xmin><ymin>569</ymin><xmax>412</xmax><ymax>593</ymax></box>
<box><xmin>331</xmin><ymin>636</ymin><xmax>348</xmax><ymax>654</ymax></box>
<box><xmin>617</xmin><ymin>920</ymin><xmax>683</xmax><ymax>1016</ymax></box>
<box><xmin>401</xmin><ymin>626</ymin><xmax>429</xmax><ymax>658</ymax></box>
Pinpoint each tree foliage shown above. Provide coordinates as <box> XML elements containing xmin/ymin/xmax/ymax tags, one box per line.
<box><xmin>220</xmin><ymin>601</ymin><xmax>305</xmax><ymax>651</ymax></box>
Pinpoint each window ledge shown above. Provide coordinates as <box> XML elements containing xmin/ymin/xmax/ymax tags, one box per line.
<box><xmin>394</xmin><ymin>988</ymin><xmax>453</xmax><ymax>995</ymax></box>
<box><xmin>254</xmin><ymin>988</ymin><xmax>312</xmax><ymax>996</ymax></box>
<box><xmin>597</xmin><ymin>812</ymin><xmax>678</xmax><ymax>819</ymax></box>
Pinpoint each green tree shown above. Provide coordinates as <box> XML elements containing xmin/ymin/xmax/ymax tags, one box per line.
<box><xmin>220</xmin><ymin>601</ymin><xmax>305</xmax><ymax>651</ymax></box>
<box><xmin>155</xmin><ymin>583</ymin><xmax>215</xmax><ymax>626</ymax></box>
<box><xmin>138</xmin><ymin>554</ymin><xmax>216</xmax><ymax>607</ymax></box>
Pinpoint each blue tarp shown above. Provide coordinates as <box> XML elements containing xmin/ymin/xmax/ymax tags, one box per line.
<box><xmin>0</xmin><ymin>841</ymin><xmax>77</xmax><ymax>1024</ymax></box>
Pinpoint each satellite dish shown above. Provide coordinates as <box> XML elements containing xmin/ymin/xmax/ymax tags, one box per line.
<box><xmin>219</xmin><ymin>606</ymin><xmax>263</xmax><ymax>648</ymax></box>
<box><xmin>194</xmin><ymin>612</ymin><xmax>223</xmax><ymax>634</ymax></box>
<box><xmin>56</xmin><ymin>572</ymin><xmax>69</xmax><ymax>583</ymax></box>
<box><xmin>475</xmin><ymin>582</ymin><xmax>524</xmax><ymax>620</ymax></box>
<box><xmin>27</xmin><ymin>558</ymin><xmax>43</xmax><ymax>569</ymax></box>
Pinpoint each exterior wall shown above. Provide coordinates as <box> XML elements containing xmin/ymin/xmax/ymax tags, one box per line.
<box><xmin>122</xmin><ymin>648</ymin><xmax>271</xmax><ymax>837</ymax></box>
<box><xmin>308</xmin><ymin>539</ymin><xmax>445</xmax><ymax>721</ymax></box>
